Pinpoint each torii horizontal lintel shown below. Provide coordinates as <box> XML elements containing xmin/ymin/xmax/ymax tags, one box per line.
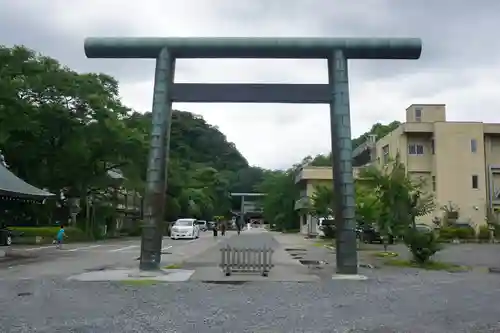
<box><xmin>172</xmin><ymin>83</ymin><xmax>330</xmax><ymax>103</ymax></box>
<box><xmin>84</xmin><ymin>37</ymin><xmax>422</xmax><ymax>60</ymax></box>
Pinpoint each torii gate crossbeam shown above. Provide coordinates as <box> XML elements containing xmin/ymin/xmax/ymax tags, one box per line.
<box><xmin>84</xmin><ymin>37</ymin><xmax>422</xmax><ymax>274</ymax></box>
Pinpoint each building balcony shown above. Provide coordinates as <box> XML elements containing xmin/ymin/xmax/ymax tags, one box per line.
<box><xmin>295</xmin><ymin>167</ymin><xmax>333</xmax><ymax>184</ymax></box>
<box><xmin>294</xmin><ymin>196</ymin><xmax>311</xmax><ymax>210</ymax></box>
<box><xmin>295</xmin><ymin>166</ymin><xmax>364</xmax><ymax>184</ymax></box>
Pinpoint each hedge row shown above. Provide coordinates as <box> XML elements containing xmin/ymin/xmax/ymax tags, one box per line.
<box><xmin>10</xmin><ymin>226</ymin><xmax>89</xmax><ymax>244</ymax></box>
<box><xmin>438</xmin><ymin>225</ymin><xmax>500</xmax><ymax>242</ymax></box>
<box><xmin>438</xmin><ymin>226</ymin><xmax>476</xmax><ymax>240</ymax></box>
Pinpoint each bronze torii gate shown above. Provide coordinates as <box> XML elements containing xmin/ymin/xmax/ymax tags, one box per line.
<box><xmin>84</xmin><ymin>37</ymin><xmax>422</xmax><ymax>274</ymax></box>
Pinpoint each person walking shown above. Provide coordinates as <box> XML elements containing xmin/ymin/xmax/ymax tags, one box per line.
<box><xmin>220</xmin><ymin>220</ymin><xmax>226</xmax><ymax>236</ymax></box>
<box><xmin>236</xmin><ymin>221</ymin><xmax>241</xmax><ymax>235</ymax></box>
<box><xmin>212</xmin><ymin>222</ymin><xmax>218</xmax><ymax>237</ymax></box>
<box><xmin>55</xmin><ymin>225</ymin><xmax>67</xmax><ymax>249</ymax></box>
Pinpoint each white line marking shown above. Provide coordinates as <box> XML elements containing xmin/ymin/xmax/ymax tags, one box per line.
<box><xmin>162</xmin><ymin>245</ymin><xmax>172</xmax><ymax>251</ymax></box>
<box><xmin>109</xmin><ymin>245</ymin><xmax>139</xmax><ymax>253</ymax></box>
<box><xmin>67</xmin><ymin>245</ymin><xmax>102</xmax><ymax>252</ymax></box>
<box><xmin>24</xmin><ymin>246</ymin><xmax>54</xmax><ymax>251</ymax></box>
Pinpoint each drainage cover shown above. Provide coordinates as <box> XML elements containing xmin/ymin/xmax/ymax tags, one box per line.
<box><xmin>285</xmin><ymin>248</ymin><xmax>307</xmax><ymax>252</ymax></box>
<box><xmin>202</xmin><ymin>281</ymin><xmax>248</xmax><ymax>285</ymax></box>
<box><xmin>85</xmin><ymin>266</ymin><xmax>114</xmax><ymax>272</ymax></box>
<box><xmin>17</xmin><ymin>292</ymin><xmax>32</xmax><ymax>297</ymax></box>
<box><xmin>293</xmin><ymin>256</ymin><xmax>304</xmax><ymax>259</ymax></box>
<box><xmin>489</xmin><ymin>267</ymin><xmax>500</xmax><ymax>274</ymax></box>
<box><xmin>299</xmin><ymin>260</ymin><xmax>321</xmax><ymax>266</ymax></box>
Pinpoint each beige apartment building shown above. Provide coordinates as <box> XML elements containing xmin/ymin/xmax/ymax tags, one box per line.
<box><xmin>295</xmin><ymin>104</ymin><xmax>500</xmax><ymax>235</ymax></box>
<box><xmin>357</xmin><ymin>104</ymin><xmax>500</xmax><ymax>228</ymax></box>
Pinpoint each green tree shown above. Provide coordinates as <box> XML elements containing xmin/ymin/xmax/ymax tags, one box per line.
<box><xmin>355</xmin><ymin>182</ymin><xmax>382</xmax><ymax>228</ymax></box>
<box><xmin>310</xmin><ymin>185</ymin><xmax>334</xmax><ymax>219</ymax></box>
<box><xmin>0</xmin><ymin>45</ymin><xmax>254</xmax><ymax>230</ymax></box>
<box><xmin>360</xmin><ymin>155</ymin><xmax>435</xmax><ymax>251</ymax></box>
<box><xmin>256</xmin><ymin>169</ymin><xmax>299</xmax><ymax>231</ymax></box>
<box><xmin>0</xmin><ymin>45</ymin><xmax>146</xmax><ymax>230</ymax></box>
<box><xmin>310</xmin><ymin>184</ymin><xmax>336</xmax><ymax>238</ymax></box>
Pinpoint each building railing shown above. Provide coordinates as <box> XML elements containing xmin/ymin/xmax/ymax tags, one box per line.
<box><xmin>220</xmin><ymin>244</ymin><xmax>274</xmax><ymax>277</ymax></box>
<box><xmin>352</xmin><ymin>134</ymin><xmax>377</xmax><ymax>158</ymax></box>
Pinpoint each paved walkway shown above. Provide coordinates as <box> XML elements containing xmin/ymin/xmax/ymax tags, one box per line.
<box><xmin>184</xmin><ymin>229</ymin><xmax>320</xmax><ymax>282</ymax></box>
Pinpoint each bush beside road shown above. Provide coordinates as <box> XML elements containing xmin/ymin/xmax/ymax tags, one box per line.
<box><xmin>9</xmin><ymin>226</ymin><xmax>89</xmax><ymax>245</ymax></box>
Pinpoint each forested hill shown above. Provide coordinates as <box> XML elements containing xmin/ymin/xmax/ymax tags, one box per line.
<box><xmin>125</xmin><ymin>111</ymin><xmax>248</xmax><ymax>176</ymax></box>
<box><xmin>125</xmin><ymin>110</ymin><xmax>259</xmax><ymax>219</ymax></box>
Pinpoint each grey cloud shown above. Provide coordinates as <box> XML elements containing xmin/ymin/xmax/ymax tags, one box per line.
<box><xmin>0</xmin><ymin>4</ymin><xmax>156</xmax><ymax>80</ymax></box>
<box><xmin>3</xmin><ymin>0</ymin><xmax>500</xmax><ymax>168</ymax></box>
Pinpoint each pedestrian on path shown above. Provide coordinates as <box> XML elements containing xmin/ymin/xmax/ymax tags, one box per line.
<box><xmin>213</xmin><ymin>223</ymin><xmax>218</xmax><ymax>237</ymax></box>
<box><xmin>220</xmin><ymin>220</ymin><xmax>227</xmax><ymax>236</ymax></box>
<box><xmin>55</xmin><ymin>225</ymin><xmax>67</xmax><ymax>249</ymax></box>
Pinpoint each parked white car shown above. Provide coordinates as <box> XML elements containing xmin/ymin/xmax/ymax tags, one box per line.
<box><xmin>170</xmin><ymin>218</ymin><xmax>200</xmax><ymax>240</ymax></box>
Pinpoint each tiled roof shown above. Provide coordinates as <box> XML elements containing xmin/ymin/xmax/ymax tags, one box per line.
<box><xmin>0</xmin><ymin>164</ymin><xmax>54</xmax><ymax>199</ymax></box>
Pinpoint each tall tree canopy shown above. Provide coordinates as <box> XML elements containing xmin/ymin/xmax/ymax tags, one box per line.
<box><xmin>0</xmin><ymin>45</ymin><xmax>254</xmax><ymax>225</ymax></box>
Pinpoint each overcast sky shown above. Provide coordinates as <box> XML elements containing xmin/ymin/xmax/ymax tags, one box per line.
<box><xmin>2</xmin><ymin>0</ymin><xmax>499</xmax><ymax>169</ymax></box>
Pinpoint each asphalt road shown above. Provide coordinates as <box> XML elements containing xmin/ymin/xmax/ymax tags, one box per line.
<box><xmin>0</xmin><ymin>230</ymin><xmax>225</xmax><ymax>280</ymax></box>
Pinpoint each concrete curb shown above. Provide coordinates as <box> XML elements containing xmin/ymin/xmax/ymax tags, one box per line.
<box><xmin>332</xmin><ymin>274</ymin><xmax>369</xmax><ymax>281</ymax></box>
<box><xmin>68</xmin><ymin>268</ymin><xmax>196</xmax><ymax>282</ymax></box>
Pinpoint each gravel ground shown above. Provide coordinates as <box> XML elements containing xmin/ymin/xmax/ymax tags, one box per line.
<box><xmin>2</xmin><ymin>270</ymin><xmax>500</xmax><ymax>333</ymax></box>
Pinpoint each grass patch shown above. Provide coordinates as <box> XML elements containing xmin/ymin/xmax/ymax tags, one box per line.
<box><xmin>384</xmin><ymin>259</ymin><xmax>469</xmax><ymax>272</ymax></box>
<box><xmin>163</xmin><ymin>263</ymin><xmax>182</xmax><ymax>269</ymax></box>
<box><xmin>120</xmin><ymin>279</ymin><xmax>161</xmax><ymax>286</ymax></box>
<box><xmin>372</xmin><ymin>251</ymin><xmax>399</xmax><ymax>258</ymax></box>
<box><xmin>312</xmin><ymin>239</ymin><xmax>334</xmax><ymax>248</ymax></box>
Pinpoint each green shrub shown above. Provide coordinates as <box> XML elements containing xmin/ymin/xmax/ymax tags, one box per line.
<box><xmin>11</xmin><ymin>226</ymin><xmax>88</xmax><ymax>243</ymax></box>
<box><xmin>439</xmin><ymin>226</ymin><xmax>475</xmax><ymax>241</ymax></box>
<box><xmin>494</xmin><ymin>224</ymin><xmax>500</xmax><ymax>240</ymax></box>
<box><xmin>404</xmin><ymin>229</ymin><xmax>442</xmax><ymax>264</ymax></box>
<box><xmin>437</xmin><ymin>227</ymin><xmax>454</xmax><ymax>241</ymax></box>
<box><xmin>477</xmin><ymin>225</ymin><xmax>491</xmax><ymax>242</ymax></box>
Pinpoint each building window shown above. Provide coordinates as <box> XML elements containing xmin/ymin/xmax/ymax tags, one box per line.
<box><xmin>415</xmin><ymin>108</ymin><xmax>422</xmax><ymax>122</ymax></box>
<box><xmin>471</xmin><ymin>139</ymin><xmax>477</xmax><ymax>153</ymax></box>
<box><xmin>382</xmin><ymin>144</ymin><xmax>389</xmax><ymax>164</ymax></box>
<box><xmin>432</xmin><ymin>176</ymin><xmax>436</xmax><ymax>191</ymax></box>
<box><xmin>408</xmin><ymin>143</ymin><xmax>424</xmax><ymax>155</ymax></box>
<box><xmin>431</xmin><ymin>139</ymin><xmax>435</xmax><ymax>154</ymax></box>
<box><xmin>472</xmin><ymin>175</ymin><xmax>479</xmax><ymax>189</ymax></box>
